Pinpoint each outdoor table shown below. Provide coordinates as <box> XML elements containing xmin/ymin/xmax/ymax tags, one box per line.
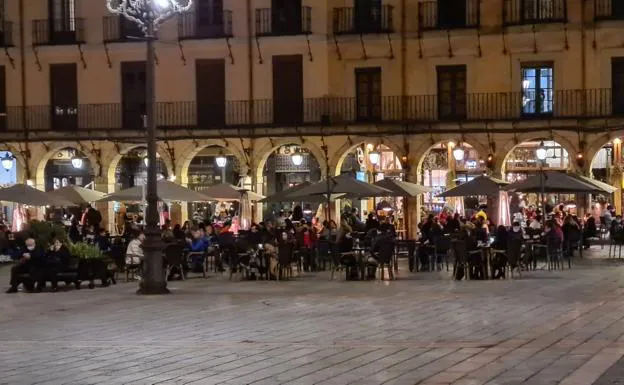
<box><xmin>351</xmin><ymin>247</ymin><xmax>368</xmax><ymax>280</ymax></box>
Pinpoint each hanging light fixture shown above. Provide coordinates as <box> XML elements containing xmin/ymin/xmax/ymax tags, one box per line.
<box><xmin>215</xmin><ymin>150</ymin><xmax>227</xmax><ymax>168</ymax></box>
<box><xmin>536</xmin><ymin>141</ymin><xmax>548</xmax><ymax>161</ymax></box>
<box><xmin>452</xmin><ymin>144</ymin><xmax>465</xmax><ymax>161</ymax></box>
<box><xmin>143</xmin><ymin>156</ymin><xmax>149</xmax><ymax>167</ymax></box>
<box><xmin>291</xmin><ymin>148</ymin><xmax>303</xmax><ymax>166</ymax></box>
<box><xmin>71</xmin><ymin>154</ymin><xmax>83</xmax><ymax>169</ymax></box>
<box><xmin>369</xmin><ymin>149</ymin><xmax>381</xmax><ymax>166</ymax></box>
<box><xmin>1</xmin><ymin>152</ymin><xmax>14</xmax><ymax>171</ymax></box>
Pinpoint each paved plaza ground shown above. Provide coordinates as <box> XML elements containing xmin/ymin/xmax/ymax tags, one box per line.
<box><xmin>2</xmin><ymin>252</ymin><xmax>624</xmax><ymax>385</ymax></box>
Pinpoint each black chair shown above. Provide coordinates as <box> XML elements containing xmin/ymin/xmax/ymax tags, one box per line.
<box><xmin>547</xmin><ymin>236</ymin><xmax>564</xmax><ymax>270</ymax></box>
<box><xmin>164</xmin><ymin>243</ymin><xmax>186</xmax><ymax>281</ymax></box>
<box><xmin>564</xmin><ymin>229</ymin><xmax>581</xmax><ymax>266</ymax></box>
<box><xmin>375</xmin><ymin>240</ymin><xmax>395</xmax><ymax>281</ymax></box>
<box><xmin>277</xmin><ymin>243</ymin><xmax>294</xmax><ymax>281</ymax></box>
<box><xmin>452</xmin><ymin>239</ymin><xmax>468</xmax><ymax>280</ymax></box>
<box><xmin>432</xmin><ymin>236</ymin><xmax>452</xmax><ymax>272</ymax></box>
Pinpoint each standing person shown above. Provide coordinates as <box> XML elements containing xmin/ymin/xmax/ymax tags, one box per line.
<box><xmin>68</xmin><ymin>219</ymin><xmax>82</xmax><ymax>244</ymax></box>
<box><xmin>6</xmin><ymin>238</ymin><xmax>45</xmax><ymax>293</ymax></box>
<box><xmin>85</xmin><ymin>205</ymin><xmax>103</xmax><ymax>231</ymax></box>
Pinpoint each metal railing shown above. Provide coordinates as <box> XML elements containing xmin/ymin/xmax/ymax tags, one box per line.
<box><xmin>418</xmin><ymin>0</ymin><xmax>480</xmax><ymax>31</ymax></box>
<box><xmin>595</xmin><ymin>0</ymin><xmax>624</xmax><ymax>20</ymax></box>
<box><xmin>102</xmin><ymin>16</ymin><xmax>144</xmax><ymax>42</ymax></box>
<box><xmin>32</xmin><ymin>18</ymin><xmax>85</xmax><ymax>45</ymax></box>
<box><xmin>5</xmin><ymin>89</ymin><xmax>622</xmax><ymax>132</ymax></box>
<box><xmin>503</xmin><ymin>0</ymin><xmax>567</xmax><ymax>26</ymax></box>
<box><xmin>255</xmin><ymin>6</ymin><xmax>312</xmax><ymax>36</ymax></box>
<box><xmin>333</xmin><ymin>5</ymin><xmax>394</xmax><ymax>35</ymax></box>
<box><xmin>178</xmin><ymin>11</ymin><xmax>233</xmax><ymax>39</ymax></box>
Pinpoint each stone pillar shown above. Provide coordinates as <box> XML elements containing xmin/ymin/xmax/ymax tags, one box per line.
<box><xmin>406</xmin><ymin>166</ymin><xmax>421</xmax><ymax>240</ymax></box>
<box><xmin>613</xmin><ymin>140</ymin><xmax>622</xmax><ymax>215</ymax></box>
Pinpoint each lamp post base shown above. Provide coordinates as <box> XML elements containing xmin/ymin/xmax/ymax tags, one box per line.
<box><xmin>136</xmin><ymin>232</ymin><xmax>169</xmax><ymax>295</ymax></box>
<box><xmin>136</xmin><ymin>281</ymin><xmax>170</xmax><ymax>295</ymax></box>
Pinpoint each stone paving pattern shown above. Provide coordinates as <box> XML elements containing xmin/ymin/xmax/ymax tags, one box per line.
<box><xmin>2</xmin><ymin>254</ymin><xmax>624</xmax><ymax>384</ymax></box>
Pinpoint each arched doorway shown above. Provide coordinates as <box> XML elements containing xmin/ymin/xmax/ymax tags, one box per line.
<box><xmin>591</xmin><ymin>138</ymin><xmax>620</xmax><ymax>213</ymax></box>
<box><xmin>262</xmin><ymin>144</ymin><xmax>321</xmax><ymax>219</ymax></box>
<box><xmin>44</xmin><ymin>147</ymin><xmax>94</xmax><ymax>191</ymax></box>
<box><xmin>340</xmin><ymin>143</ymin><xmax>403</xmax><ymax>223</ymax></box>
<box><xmin>503</xmin><ymin>139</ymin><xmax>572</xmax><ymax>216</ymax></box>
<box><xmin>419</xmin><ymin>141</ymin><xmax>483</xmax><ymax>214</ymax></box>
<box><xmin>115</xmin><ymin>146</ymin><xmax>168</xmax><ymax>190</ymax></box>
<box><xmin>186</xmin><ymin>145</ymin><xmax>241</xmax><ymax>223</ymax></box>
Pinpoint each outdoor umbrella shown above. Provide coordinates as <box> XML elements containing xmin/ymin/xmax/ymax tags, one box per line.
<box><xmin>437</xmin><ymin>175</ymin><xmax>508</xmax><ymax>198</ymax></box>
<box><xmin>47</xmin><ymin>185</ymin><xmax>106</xmax><ymax>206</ymax></box>
<box><xmin>503</xmin><ymin>171</ymin><xmax>612</xmax><ymax>194</ymax></box>
<box><xmin>0</xmin><ymin>184</ymin><xmax>75</xmax><ymax>206</ymax></box>
<box><xmin>201</xmin><ymin>183</ymin><xmax>264</xmax><ymax>202</ymax></box>
<box><xmin>286</xmin><ymin>174</ymin><xmax>393</xmax><ymax>200</ymax></box>
<box><xmin>96</xmin><ymin>180</ymin><xmax>211</xmax><ymax>202</ymax></box>
<box><xmin>569</xmin><ymin>174</ymin><xmax>617</xmax><ymax>194</ymax></box>
<box><xmin>373</xmin><ymin>179</ymin><xmax>431</xmax><ymax>197</ymax></box>
<box><xmin>261</xmin><ymin>182</ymin><xmax>344</xmax><ymax>203</ymax></box>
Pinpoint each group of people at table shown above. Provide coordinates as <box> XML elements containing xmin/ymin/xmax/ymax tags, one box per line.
<box><xmin>5</xmin><ymin>200</ymin><xmax>614</xmax><ymax>292</ymax></box>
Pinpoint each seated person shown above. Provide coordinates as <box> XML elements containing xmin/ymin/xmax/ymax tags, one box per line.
<box><xmin>125</xmin><ymin>232</ymin><xmax>145</xmax><ymax>269</ymax></box>
<box><xmin>185</xmin><ymin>227</ymin><xmax>209</xmax><ymax>272</ymax></box>
<box><xmin>96</xmin><ymin>228</ymin><xmax>111</xmax><ymax>252</ymax></box>
<box><xmin>41</xmin><ymin>238</ymin><xmax>71</xmax><ymax>292</ymax></box>
<box><xmin>6</xmin><ymin>238</ymin><xmax>44</xmax><ymax>293</ymax></box>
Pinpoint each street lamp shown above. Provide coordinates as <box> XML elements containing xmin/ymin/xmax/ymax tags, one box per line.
<box><xmin>291</xmin><ymin>148</ymin><xmax>303</xmax><ymax>166</ymax></box>
<box><xmin>71</xmin><ymin>155</ymin><xmax>83</xmax><ymax>169</ymax></box>
<box><xmin>107</xmin><ymin>0</ymin><xmax>192</xmax><ymax>295</ymax></box>
<box><xmin>143</xmin><ymin>156</ymin><xmax>149</xmax><ymax>167</ymax></box>
<box><xmin>452</xmin><ymin>145</ymin><xmax>465</xmax><ymax>161</ymax></box>
<box><xmin>536</xmin><ymin>141</ymin><xmax>547</xmax><ymax>220</ymax></box>
<box><xmin>1</xmin><ymin>153</ymin><xmax>14</xmax><ymax>172</ymax></box>
<box><xmin>215</xmin><ymin>152</ymin><xmax>227</xmax><ymax>168</ymax></box>
<box><xmin>369</xmin><ymin>149</ymin><xmax>380</xmax><ymax>166</ymax></box>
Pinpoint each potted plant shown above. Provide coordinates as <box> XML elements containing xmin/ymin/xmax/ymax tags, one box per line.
<box><xmin>70</xmin><ymin>242</ymin><xmax>111</xmax><ymax>289</ymax></box>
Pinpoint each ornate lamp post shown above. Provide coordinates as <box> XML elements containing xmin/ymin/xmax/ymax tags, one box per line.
<box><xmin>107</xmin><ymin>0</ymin><xmax>192</xmax><ymax>295</ymax></box>
<box><xmin>536</xmin><ymin>141</ymin><xmax>548</xmax><ymax>222</ymax></box>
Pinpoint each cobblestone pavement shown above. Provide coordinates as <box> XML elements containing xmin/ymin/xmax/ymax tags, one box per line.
<box><xmin>2</xmin><ymin>253</ymin><xmax>624</xmax><ymax>385</ymax></box>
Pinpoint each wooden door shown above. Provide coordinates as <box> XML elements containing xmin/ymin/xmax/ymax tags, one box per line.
<box><xmin>355</xmin><ymin>67</ymin><xmax>382</xmax><ymax>122</ymax></box>
<box><xmin>354</xmin><ymin>0</ymin><xmax>382</xmax><ymax>33</ymax></box>
<box><xmin>438</xmin><ymin>0</ymin><xmax>466</xmax><ymax>28</ymax></box>
<box><xmin>196</xmin><ymin>59</ymin><xmax>225</xmax><ymax>128</ymax></box>
<box><xmin>50</xmin><ymin>63</ymin><xmax>77</xmax><ymax>130</ymax></box>
<box><xmin>121</xmin><ymin>61</ymin><xmax>146</xmax><ymax>129</ymax></box>
<box><xmin>612</xmin><ymin>58</ymin><xmax>624</xmax><ymax>115</ymax></box>
<box><xmin>272</xmin><ymin>0</ymin><xmax>302</xmax><ymax>35</ymax></box>
<box><xmin>272</xmin><ymin>55</ymin><xmax>303</xmax><ymax>125</ymax></box>
<box><xmin>437</xmin><ymin>65</ymin><xmax>467</xmax><ymax>119</ymax></box>
<box><xmin>196</xmin><ymin>0</ymin><xmax>224</xmax><ymax>38</ymax></box>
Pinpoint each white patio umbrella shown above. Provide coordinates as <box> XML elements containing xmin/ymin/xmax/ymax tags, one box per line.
<box><xmin>96</xmin><ymin>180</ymin><xmax>211</xmax><ymax>202</ymax></box>
<box><xmin>47</xmin><ymin>185</ymin><xmax>106</xmax><ymax>206</ymax></box>
<box><xmin>201</xmin><ymin>183</ymin><xmax>264</xmax><ymax>202</ymax></box>
<box><xmin>0</xmin><ymin>184</ymin><xmax>74</xmax><ymax>207</ymax></box>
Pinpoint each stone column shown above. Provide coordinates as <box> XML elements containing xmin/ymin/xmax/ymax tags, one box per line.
<box><xmin>613</xmin><ymin>140</ymin><xmax>622</xmax><ymax>215</ymax></box>
<box><xmin>93</xmin><ymin>176</ymin><xmax>114</xmax><ymax>234</ymax></box>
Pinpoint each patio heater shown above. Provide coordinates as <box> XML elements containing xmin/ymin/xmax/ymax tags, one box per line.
<box><xmin>106</xmin><ymin>0</ymin><xmax>192</xmax><ymax>295</ymax></box>
<box><xmin>536</xmin><ymin>141</ymin><xmax>548</xmax><ymax>222</ymax></box>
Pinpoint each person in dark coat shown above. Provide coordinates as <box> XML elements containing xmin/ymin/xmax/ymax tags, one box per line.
<box><xmin>41</xmin><ymin>238</ymin><xmax>71</xmax><ymax>292</ymax></box>
<box><xmin>68</xmin><ymin>219</ymin><xmax>82</xmax><ymax>244</ymax></box>
<box><xmin>6</xmin><ymin>238</ymin><xmax>45</xmax><ymax>293</ymax></box>
<box><xmin>85</xmin><ymin>205</ymin><xmax>103</xmax><ymax>231</ymax></box>
<box><xmin>371</xmin><ymin>224</ymin><xmax>396</xmax><ymax>280</ymax></box>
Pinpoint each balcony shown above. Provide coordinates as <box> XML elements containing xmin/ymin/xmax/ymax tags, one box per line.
<box><xmin>595</xmin><ymin>0</ymin><xmax>624</xmax><ymax>21</ymax></box>
<box><xmin>255</xmin><ymin>6</ymin><xmax>312</xmax><ymax>36</ymax></box>
<box><xmin>333</xmin><ymin>5</ymin><xmax>394</xmax><ymax>35</ymax></box>
<box><xmin>178</xmin><ymin>11</ymin><xmax>233</xmax><ymax>40</ymax></box>
<box><xmin>503</xmin><ymin>0</ymin><xmax>567</xmax><ymax>26</ymax></box>
<box><xmin>103</xmin><ymin>16</ymin><xmax>144</xmax><ymax>43</ymax></box>
<box><xmin>419</xmin><ymin>0</ymin><xmax>480</xmax><ymax>31</ymax></box>
<box><xmin>0</xmin><ymin>89</ymin><xmax>619</xmax><ymax>137</ymax></box>
<box><xmin>32</xmin><ymin>18</ymin><xmax>85</xmax><ymax>45</ymax></box>
<box><xmin>0</xmin><ymin>21</ymin><xmax>13</xmax><ymax>47</ymax></box>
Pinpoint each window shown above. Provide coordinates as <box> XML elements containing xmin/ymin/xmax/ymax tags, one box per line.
<box><xmin>437</xmin><ymin>65</ymin><xmax>467</xmax><ymax>120</ymax></box>
<box><xmin>522</xmin><ymin>64</ymin><xmax>553</xmax><ymax>115</ymax></box>
<box><xmin>523</xmin><ymin>0</ymin><xmax>555</xmax><ymax>21</ymax></box>
<box><xmin>50</xmin><ymin>0</ymin><xmax>76</xmax><ymax>31</ymax></box>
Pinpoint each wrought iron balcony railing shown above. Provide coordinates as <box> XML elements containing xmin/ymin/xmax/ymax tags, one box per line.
<box><xmin>255</xmin><ymin>6</ymin><xmax>312</xmax><ymax>36</ymax></box>
<box><xmin>503</xmin><ymin>0</ymin><xmax>567</xmax><ymax>26</ymax></box>
<box><xmin>32</xmin><ymin>18</ymin><xmax>85</xmax><ymax>45</ymax></box>
<box><xmin>103</xmin><ymin>16</ymin><xmax>144</xmax><ymax>43</ymax></box>
<box><xmin>595</xmin><ymin>0</ymin><xmax>624</xmax><ymax>21</ymax></box>
<box><xmin>178</xmin><ymin>11</ymin><xmax>233</xmax><ymax>40</ymax></box>
<box><xmin>3</xmin><ymin>89</ymin><xmax>622</xmax><ymax>133</ymax></box>
<box><xmin>418</xmin><ymin>0</ymin><xmax>480</xmax><ymax>31</ymax></box>
<box><xmin>0</xmin><ymin>21</ymin><xmax>13</xmax><ymax>47</ymax></box>
<box><xmin>333</xmin><ymin>5</ymin><xmax>394</xmax><ymax>35</ymax></box>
